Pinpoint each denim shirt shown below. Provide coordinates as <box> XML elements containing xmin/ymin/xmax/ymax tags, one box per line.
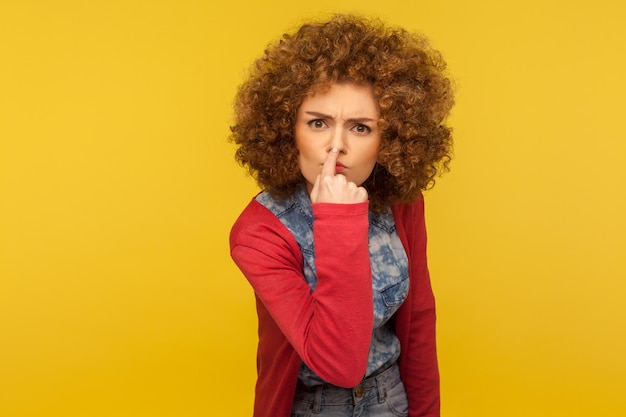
<box><xmin>256</xmin><ymin>184</ymin><xmax>409</xmax><ymax>386</ymax></box>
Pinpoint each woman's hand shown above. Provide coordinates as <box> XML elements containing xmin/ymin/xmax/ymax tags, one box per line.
<box><xmin>309</xmin><ymin>148</ymin><xmax>369</xmax><ymax>204</ymax></box>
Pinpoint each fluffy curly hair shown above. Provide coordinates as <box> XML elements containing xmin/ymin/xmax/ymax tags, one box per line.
<box><xmin>230</xmin><ymin>14</ymin><xmax>454</xmax><ymax>212</ymax></box>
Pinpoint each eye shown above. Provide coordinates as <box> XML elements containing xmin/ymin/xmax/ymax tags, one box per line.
<box><xmin>307</xmin><ymin>119</ymin><xmax>327</xmax><ymax>130</ymax></box>
<box><xmin>351</xmin><ymin>124</ymin><xmax>372</xmax><ymax>135</ymax></box>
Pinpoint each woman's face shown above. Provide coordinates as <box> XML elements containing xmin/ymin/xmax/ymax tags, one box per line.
<box><xmin>295</xmin><ymin>82</ymin><xmax>381</xmax><ymax>194</ymax></box>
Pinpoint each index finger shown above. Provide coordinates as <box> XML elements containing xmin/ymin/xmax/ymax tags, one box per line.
<box><xmin>320</xmin><ymin>147</ymin><xmax>339</xmax><ymax>178</ymax></box>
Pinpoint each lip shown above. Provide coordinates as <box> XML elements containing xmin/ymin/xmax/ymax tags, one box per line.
<box><xmin>335</xmin><ymin>162</ymin><xmax>346</xmax><ymax>173</ymax></box>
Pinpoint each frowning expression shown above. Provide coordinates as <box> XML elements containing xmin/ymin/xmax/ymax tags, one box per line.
<box><xmin>295</xmin><ymin>83</ymin><xmax>381</xmax><ymax>194</ymax></box>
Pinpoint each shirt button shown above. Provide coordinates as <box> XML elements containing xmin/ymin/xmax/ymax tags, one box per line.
<box><xmin>355</xmin><ymin>387</ymin><xmax>363</xmax><ymax>397</ymax></box>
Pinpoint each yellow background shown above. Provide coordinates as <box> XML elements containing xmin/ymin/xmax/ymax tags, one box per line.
<box><xmin>1</xmin><ymin>1</ymin><xmax>625</xmax><ymax>416</ymax></box>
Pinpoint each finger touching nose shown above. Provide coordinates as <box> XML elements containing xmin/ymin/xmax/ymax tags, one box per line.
<box><xmin>321</xmin><ymin>147</ymin><xmax>339</xmax><ymax>177</ymax></box>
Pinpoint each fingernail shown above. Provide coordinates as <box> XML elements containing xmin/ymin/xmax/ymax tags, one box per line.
<box><xmin>331</xmin><ymin>147</ymin><xmax>338</xmax><ymax>153</ymax></box>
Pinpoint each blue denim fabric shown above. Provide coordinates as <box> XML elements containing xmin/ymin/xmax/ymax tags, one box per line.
<box><xmin>256</xmin><ymin>185</ymin><xmax>409</xmax><ymax>386</ymax></box>
<box><xmin>290</xmin><ymin>362</ymin><xmax>409</xmax><ymax>417</ymax></box>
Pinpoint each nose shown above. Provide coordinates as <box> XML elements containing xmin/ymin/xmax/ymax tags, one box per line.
<box><xmin>328</xmin><ymin>126</ymin><xmax>347</xmax><ymax>153</ymax></box>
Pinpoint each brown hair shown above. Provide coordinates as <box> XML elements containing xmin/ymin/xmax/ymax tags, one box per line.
<box><xmin>230</xmin><ymin>14</ymin><xmax>454</xmax><ymax>212</ymax></box>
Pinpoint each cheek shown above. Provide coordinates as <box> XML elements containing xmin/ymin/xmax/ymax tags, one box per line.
<box><xmin>294</xmin><ymin>123</ymin><xmax>308</xmax><ymax>148</ymax></box>
<box><xmin>295</xmin><ymin>140</ymin><xmax>314</xmax><ymax>162</ymax></box>
<box><xmin>366</xmin><ymin>141</ymin><xmax>382</xmax><ymax>163</ymax></box>
<box><xmin>294</xmin><ymin>130</ymin><xmax>307</xmax><ymax>157</ymax></box>
<box><xmin>294</xmin><ymin>144</ymin><xmax>313</xmax><ymax>172</ymax></box>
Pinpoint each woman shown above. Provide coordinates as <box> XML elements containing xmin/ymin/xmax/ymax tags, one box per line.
<box><xmin>229</xmin><ymin>14</ymin><xmax>454</xmax><ymax>417</ymax></box>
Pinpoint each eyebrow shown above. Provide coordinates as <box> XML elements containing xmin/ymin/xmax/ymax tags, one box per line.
<box><xmin>303</xmin><ymin>111</ymin><xmax>377</xmax><ymax>124</ymax></box>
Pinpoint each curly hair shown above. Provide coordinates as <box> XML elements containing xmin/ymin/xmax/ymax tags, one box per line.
<box><xmin>230</xmin><ymin>14</ymin><xmax>454</xmax><ymax>212</ymax></box>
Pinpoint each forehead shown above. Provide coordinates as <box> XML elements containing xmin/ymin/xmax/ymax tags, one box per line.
<box><xmin>298</xmin><ymin>82</ymin><xmax>379</xmax><ymax>114</ymax></box>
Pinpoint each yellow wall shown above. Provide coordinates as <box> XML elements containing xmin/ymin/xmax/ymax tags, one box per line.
<box><xmin>1</xmin><ymin>1</ymin><xmax>625</xmax><ymax>416</ymax></box>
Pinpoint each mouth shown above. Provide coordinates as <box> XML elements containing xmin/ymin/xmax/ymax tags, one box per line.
<box><xmin>335</xmin><ymin>162</ymin><xmax>346</xmax><ymax>173</ymax></box>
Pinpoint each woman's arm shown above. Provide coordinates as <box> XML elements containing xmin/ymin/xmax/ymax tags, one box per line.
<box><xmin>230</xmin><ymin>199</ymin><xmax>373</xmax><ymax>387</ymax></box>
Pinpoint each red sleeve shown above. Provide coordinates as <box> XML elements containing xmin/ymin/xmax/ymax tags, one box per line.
<box><xmin>230</xmin><ymin>199</ymin><xmax>373</xmax><ymax>388</ymax></box>
<box><xmin>393</xmin><ymin>196</ymin><xmax>440</xmax><ymax>417</ymax></box>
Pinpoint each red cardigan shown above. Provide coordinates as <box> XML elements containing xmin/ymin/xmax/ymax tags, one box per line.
<box><xmin>230</xmin><ymin>195</ymin><xmax>439</xmax><ymax>417</ymax></box>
